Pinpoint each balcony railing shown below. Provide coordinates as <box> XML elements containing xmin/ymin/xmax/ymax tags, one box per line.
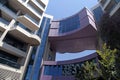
<box><xmin>16</xmin><ymin>22</ymin><xmax>35</xmax><ymax>34</ymax></box>
<box><xmin>0</xmin><ymin>57</ymin><xmax>20</xmax><ymax>69</ymax></box>
<box><xmin>17</xmin><ymin>14</ymin><xmax>39</xmax><ymax>31</ymax></box>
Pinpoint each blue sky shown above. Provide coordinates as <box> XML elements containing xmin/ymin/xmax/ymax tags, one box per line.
<box><xmin>46</xmin><ymin>0</ymin><xmax>98</xmax><ymax>20</ymax></box>
<box><xmin>45</xmin><ymin>0</ymin><xmax>98</xmax><ymax>61</ymax></box>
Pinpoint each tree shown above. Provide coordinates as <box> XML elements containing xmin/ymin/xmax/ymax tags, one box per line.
<box><xmin>97</xmin><ymin>44</ymin><xmax>117</xmax><ymax>80</ymax></box>
<box><xmin>98</xmin><ymin>12</ymin><xmax>120</xmax><ymax>79</ymax></box>
<box><xmin>75</xmin><ymin>61</ymin><xmax>98</xmax><ymax>80</ymax></box>
<box><xmin>75</xmin><ymin>44</ymin><xmax>118</xmax><ymax>80</ymax></box>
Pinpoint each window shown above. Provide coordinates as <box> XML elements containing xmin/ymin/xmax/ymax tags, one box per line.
<box><xmin>59</xmin><ymin>15</ymin><xmax>80</xmax><ymax>34</ymax></box>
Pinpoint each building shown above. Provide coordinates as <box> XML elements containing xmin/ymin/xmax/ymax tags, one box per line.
<box><xmin>98</xmin><ymin>0</ymin><xmax>120</xmax><ymax>16</ymax></box>
<box><xmin>91</xmin><ymin>0</ymin><xmax>120</xmax><ymax>49</ymax></box>
<box><xmin>41</xmin><ymin>53</ymin><xmax>98</xmax><ymax>80</ymax></box>
<box><xmin>24</xmin><ymin>14</ymin><xmax>53</xmax><ymax>80</ymax></box>
<box><xmin>39</xmin><ymin>1</ymin><xmax>120</xmax><ymax>80</ymax></box>
<box><xmin>91</xmin><ymin>0</ymin><xmax>120</xmax><ymax>24</ymax></box>
<box><xmin>40</xmin><ymin>8</ymin><xmax>98</xmax><ymax>80</ymax></box>
<box><xmin>0</xmin><ymin>0</ymin><xmax>49</xmax><ymax>80</ymax></box>
<box><xmin>91</xmin><ymin>4</ymin><xmax>103</xmax><ymax>24</ymax></box>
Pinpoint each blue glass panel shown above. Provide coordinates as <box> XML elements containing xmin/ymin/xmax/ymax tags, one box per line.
<box><xmin>31</xmin><ymin>17</ymin><xmax>51</xmax><ymax>80</ymax></box>
<box><xmin>24</xmin><ymin>17</ymin><xmax>51</xmax><ymax>80</ymax></box>
<box><xmin>93</xmin><ymin>6</ymin><xmax>103</xmax><ymax>23</ymax></box>
<box><xmin>59</xmin><ymin>14</ymin><xmax>80</xmax><ymax>34</ymax></box>
<box><xmin>25</xmin><ymin>65</ymin><xmax>32</xmax><ymax>80</ymax></box>
<box><xmin>44</xmin><ymin>65</ymin><xmax>62</xmax><ymax>76</ymax></box>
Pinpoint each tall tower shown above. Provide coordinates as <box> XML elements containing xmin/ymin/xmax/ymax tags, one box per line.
<box><xmin>0</xmin><ymin>0</ymin><xmax>49</xmax><ymax>80</ymax></box>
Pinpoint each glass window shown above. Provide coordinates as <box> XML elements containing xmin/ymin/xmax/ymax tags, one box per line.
<box><xmin>93</xmin><ymin>6</ymin><xmax>103</xmax><ymax>23</ymax></box>
<box><xmin>59</xmin><ymin>14</ymin><xmax>80</xmax><ymax>34</ymax></box>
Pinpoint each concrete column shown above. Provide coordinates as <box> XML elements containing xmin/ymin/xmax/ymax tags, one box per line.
<box><xmin>0</xmin><ymin>19</ymin><xmax>16</xmax><ymax>41</ymax></box>
<box><xmin>20</xmin><ymin>46</ymin><xmax>33</xmax><ymax>80</ymax></box>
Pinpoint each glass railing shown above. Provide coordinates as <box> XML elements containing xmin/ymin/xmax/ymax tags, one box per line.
<box><xmin>0</xmin><ymin>57</ymin><xmax>20</xmax><ymax>69</ymax></box>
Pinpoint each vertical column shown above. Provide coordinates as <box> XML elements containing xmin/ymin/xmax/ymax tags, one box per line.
<box><xmin>0</xmin><ymin>10</ymin><xmax>21</xmax><ymax>42</ymax></box>
<box><xmin>0</xmin><ymin>19</ymin><xmax>16</xmax><ymax>41</ymax></box>
<box><xmin>20</xmin><ymin>45</ymin><xmax>33</xmax><ymax>80</ymax></box>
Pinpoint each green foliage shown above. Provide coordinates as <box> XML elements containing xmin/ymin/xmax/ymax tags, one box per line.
<box><xmin>75</xmin><ymin>44</ymin><xmax>119</xmax><ymax>80</ymax></box>
<box><xmin>75</xmin><ymin>61</ymin><xmax>98</xmax><ymax>80</ymax></box>
<box><xmin>97</xmin><ymin>43</ymin><xmax>117</xmax><ymax>80</ymax></box>
<box><xmin>98</xmin><ymin>12</ymin><xmax>120</xmax><ymax>80</ymax></box>
<box><xmin>97</xmin><ymin>44</ymin><xmax>116</xmax><ymax>68</ymax></box>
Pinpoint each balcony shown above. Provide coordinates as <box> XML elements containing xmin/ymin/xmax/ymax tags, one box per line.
<box><xmin>104</xmin><ymin>0</ymin><xmax>117</xmax><ymax>13</ymax></box>
<box><xmin>0</xmin><ymin>41</ymin><xmax>26</xmax><ymax>58</ymax></box>
<box><xmin>0</xmin><ymin>3</ymin><xmax>17</xmax><ymax>19</ymax></box>
<box><xmin>29</xmin><ymin>0</ymin><xmax>44</xmax><ymax>15</ymax></box>
<box><xmin>30</xmin><ymin>0</ymin><xmax>44</xmax><ymax>11</ymax></box>
<box><xmin>9</xmin><ymin>23</ymin><xmax>41</xmax><ymax>46</ymax></box>
<box><xmin>8</xmin><ymin>0</ymin><xmax>41</xmax><ymax>21</ymax></box>
<box><xmin>110</xmin><ymin>1</ymin><xmax>120</xmax><ymax>16</ymax></box>
<box><xmin>0</xmin><ymin>57</ymin><xmax>20</xmax><ymax>69</ymax></box>
<box><xmin>36</xmin><ymin>0</ymin><xmax>46</xmax><ymax>9</ymax></box>
<box><xmin>17</xmin><ymin>14</ymin><xmax>39</xmax><ymax>31</ymax></box>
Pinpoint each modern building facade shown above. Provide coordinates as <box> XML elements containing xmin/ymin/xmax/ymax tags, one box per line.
<box><xmin>48</xmin><ymin>8</ymin><xmax>97</xmax><ymax>53</ymax></box>
<box><xmin>0</xmin><ymin>0</ymin><xmax>49</xmax><ymax>80</ymax></box>
<box><xmin>98</xmin><ymin>0</ymin><xmax>120</xmax><ymax>16</ymax></box>
<box><xmin>41</xmin><ymin>53</ymin><xmax>98</xmax><ymax>80</ymax></box>
<box><xmin>91</xmin><ymin>0</ymin><xmax>120</xmax><ymax>49</ymax></box>
<box><xmin>24</xmin><ymin>14</ymin><xmax>53</xmax><ymax>80</ymax></box>
<box><xmin>40</xmin><ymin>8</ymin><xmax>98</xmax><ymax>80</ymax></box>
<box><xmin>91</xmin><ymin>4</ymin><xmax>103</xmax><ymax>24</ymax></box>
